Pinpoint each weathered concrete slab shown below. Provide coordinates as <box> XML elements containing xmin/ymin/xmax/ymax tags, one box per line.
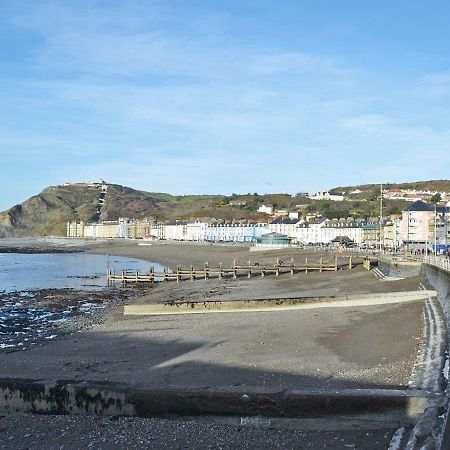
<box><xmin>124</xmin><ymin>290</ymin><xmax>436</xmax><ymax>315</ymax></box>
<box><xmin>0</xmin><ymin>377</ymin><xmax>445</xmax><ymax>422</ymax></box>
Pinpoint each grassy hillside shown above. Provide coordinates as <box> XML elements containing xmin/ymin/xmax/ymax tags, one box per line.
<box><xmin>335</xmin><ymin>179</ymin><xmax>450</xmax><ymax>198</ymax></box>
<box><xmin>1</xmin><ymin>179</ymin><xmax>448</xmax><ymax>237</ymax></box>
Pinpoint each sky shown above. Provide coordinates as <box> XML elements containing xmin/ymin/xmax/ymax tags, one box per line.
<box><xmin>1</xmin><ymin>0</ymin><xmax>450</xmax><ymax>210</ymax></box>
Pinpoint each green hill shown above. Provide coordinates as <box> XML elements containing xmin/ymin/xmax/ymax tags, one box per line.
<box><xmin>1</xmin><ymin>179</ymin><xmax>449</xmax><ymax>237</ymax></box>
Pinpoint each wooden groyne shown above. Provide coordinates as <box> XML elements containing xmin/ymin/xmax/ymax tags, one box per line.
<box><xmin>108</xmin><ymin>257</ymin><xmax>356</xmax><ymax>284</ymax></box>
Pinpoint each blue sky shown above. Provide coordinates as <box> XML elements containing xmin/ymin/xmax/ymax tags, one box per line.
<box><xmin>1</xmin><ymin>1</ymin><xmax>450</xmax><ymax>210</ymax></box>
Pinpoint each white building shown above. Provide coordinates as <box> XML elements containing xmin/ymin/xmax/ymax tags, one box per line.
<box><xmin>383</xmin><ymin>219</ymin><xmax>402</xmax><ymax>248</ymax></box>
<box><xmin>258</xmin><ymin>204</ymin><xmax>274</xmax><ymax>215</ymax></box>
<box><xmin>152</xmin><ymin>221</ymin><xmax>188</xmax><ymax>240</ymax></box>
<box><xmin>186</xmin><ymin>221</ymin><xmax>208</xmax><ymax>241</ymax></box>
<box><xmin>205</xmin><ymin>222</ymin><xmax>269</xmax><ymax>243</ymax></box>
<box><xmin>296</xmin><ymin>218</ymin><xmax>328</xmax><ymax>244</ymax></box>
<box><xmin>296</xmin><ymin>219</ymin><xmax>366</xmax><ymax>245</ymax></box>
<box><xmin>308</xmin><ymin>191</ymin><xmax>344</xmax><ymax>202</ymax></box>
<box><xmin>320</xmin><ymin>220</ymin><xmax>364</xmax><ymax>245</ymax></box>
<box><xmin>268</xmin><ymin>219</ymin><xmax>301</xmax><ymax>239</ymax></box>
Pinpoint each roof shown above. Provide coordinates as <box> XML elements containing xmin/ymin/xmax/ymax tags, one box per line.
<box><xmin>260</xmin><ymin>232</ymin><xmax>289</xmax><ymax>239</ymax></box>
<box><xmin>403</xmin><ymin>200</ymin><xmax>433</xmax><ymax>212</ymax></box>
<box><xmin>270</xmin><ymin>219</ymin><xmax>300</xmax><ymax>225</ymax></box>
<box><xmin>308</xmin><ymin>217</ymin><xmax>327</xmax><ymax>225</ymax></box>
<box><xmin>331</xmin><ymin>236</ymin><xmax>354</xmax><ymax>243</ymax></box>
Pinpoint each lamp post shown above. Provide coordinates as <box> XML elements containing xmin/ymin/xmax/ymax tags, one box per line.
<box><xmin>379</xmin><ymin>183</ymin><xmax>383</xmax><ymax>253</ymax></box>
<box><xmin>434</xmin><ymin>203</ymin><xmax>437</xmax><ymax>257</ymax></box>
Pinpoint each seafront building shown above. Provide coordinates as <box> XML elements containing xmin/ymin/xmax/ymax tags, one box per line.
<box><xmin>66</xmin><ymin>218</ymin><xmax>153</xmax><ymax>239</ymax></box>
<box><xmin>401</xmin><ymin>200</ymin><xmax>450</xmax><ymax>250</ymax></box>
<box><xmin>205</xmin><ymin>222</ymin><xmax>269</xmax><ymax>243</ymax></box>
<box><xmin>66</xmin><ymin>200</ymin><xmax>450</xmax><ymax>251</ymax></box>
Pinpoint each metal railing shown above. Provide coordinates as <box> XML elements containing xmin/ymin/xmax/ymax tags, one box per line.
<box><xmin>423</xmin><ymin>255</ymin><xmax>450</xmax><ymax>272</ymax></box>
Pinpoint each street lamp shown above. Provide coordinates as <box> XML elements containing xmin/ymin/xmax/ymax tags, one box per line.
<box><xmin>434</xmin><ymin>203</ymin><xmax>437</xmax><ymax>257</ymax></box>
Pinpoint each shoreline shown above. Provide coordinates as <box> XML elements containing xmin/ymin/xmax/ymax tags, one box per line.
<box><xmin>0</xmin><ymin>237</ymin><xmax>428</xmax><ymax>390</ymax></box>
<box><xmin>0</xmin><ymin>237</ymin><xmax>433</xmax><ymax>448</ymax></box>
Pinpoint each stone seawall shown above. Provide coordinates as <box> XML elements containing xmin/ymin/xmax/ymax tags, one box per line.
<box><xmin>420</xmin><ymin>263</ymin><xmax>450</xmax><ymax>449</ymax></box>
<box><xmin>378</xmin><ymin>258</ymin><xmax>422</xmax><ymax>278</ymax></box>
<box><xmin>421</xmin><ymin>264</ymin><xmax>450</xmax><ymax>326</ymax></box>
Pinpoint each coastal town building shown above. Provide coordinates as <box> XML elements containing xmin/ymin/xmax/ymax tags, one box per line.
<box><xmin>384</xmin><ymin>189</ymin><xmax>450</xmax><ymax>202</ymax></box>
<box><xmin>362</xmin><ymin>223</ymin><xmax>381</xmax><ymax>247</ymax></box>
<box><xmin>383</xmin><ymin>219</ymin><xmax>402</xmax><ymax>248</ymax></box>
<box><xmin>296</xmin><ymin>218</ymin><xmax>328</xmax><ymax>244</ymax></box>
<box><xmin>255</xmin><ymin>232</ymin><xmax>291</xmax><ymax>248</ymax></box>
<box><xmin>268</xmin><ymin>219</ymin><xmax>301</xmax><ymax>239</ymax></box>
<box><xmin>66</xmin><ymin>221</ymin><xmax>85</xmax><ymax>238</ymax></box>
<box><xmin>401</xmin><ymin>201</ymin><xmax>435</xmax><ymax>250</ymax></box>
<box><xmin>257</xmin><ymin>204</ymin><xmax>274</xmax><ymax>215</ymax></box>
<box><xmin>321</xmin><ymin>220</ymin><xmax>364</xmax><ymax>245</ymax></box>
<box><xmin>205</xmin><ymin>222</ymin><xmax>268</xmax><ymax>243</ymax></box>
<box><xmin>66</xmin><ymin>200</ymin><xmax>450</xmax><ymax>251</ymax></box>
<box><xmin>308</xmin><ymin>191</ymin><xmax>344</xmax><ymax>202</ymax></box>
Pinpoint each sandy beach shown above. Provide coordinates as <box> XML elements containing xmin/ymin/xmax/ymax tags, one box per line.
<box><xmin>0</xmin><ymin>238</ymin><xmax>431</xmax><ymax>449</ymax></box>
<box><xmin>0</xmin><ymin>238</ymin><xmax>425</xmax><ymax>386</ymax></box>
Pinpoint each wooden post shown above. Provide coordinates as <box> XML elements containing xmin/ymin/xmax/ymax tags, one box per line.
<box><xmin>219</xmin><ymin>262</ymin><xmax>223</xmax><ymax>280</ymax></box>
<box><xmin>335</xmin><ymin>256</ymin><xmax>338</xmax><ymax>271</ymax></box>
<box><xmin>349</xmin><ymin>256</ymin><xmax>352</xmax><ymax>270</ymax></box>
<box><xmin>136</xmin><ymin>270</ymin><xmax>139</xmax><ymax>283</ymax></box>
<box><xmin>320</xmin><ymin>258</ymin><xmax>323</xmax><ymax>273</ymax></box>
<box><xmin>204</xmin><ymin>262</ymin><xmax>209</xmax><ymax>280</ymax></box>
<box><xmin>290</xmin><ymin>257</ymin><xmax>294</xmax><ymax>275</ymax></box>
<box><xmin>305</xmin><ymin>258</ymin><xmax>308</xmax><ymax>274</ymax></box>
<box><xmin>176</xmin><ymin>265</ymin><xmax>180</xmax><ymax>282</ymax></box>
<box><xmin>191</xmin><ymin>265</ymin><xmax>195</xmax><ymax>281</ymax></box>
<box><xmin>151</xmin><ymin>267</ymin><xmax>154</xmax><ymax>283</ymax></box>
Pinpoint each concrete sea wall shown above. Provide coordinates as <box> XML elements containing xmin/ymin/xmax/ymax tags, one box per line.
<box><xmin>378</xmin><ymin>258</ymin><xmax>422</xmax><ymax>278</ymax></box>
<box><xmin>422</xmin><ymin>264</ymin><xmax>450</xmax><ymax>328</ymax></box>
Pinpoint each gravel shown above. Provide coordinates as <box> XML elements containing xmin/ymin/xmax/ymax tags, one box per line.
<box><xmin>0</xmin><ymin>413</ymin><xmax>396</xmax><ymax>450</ymax></box>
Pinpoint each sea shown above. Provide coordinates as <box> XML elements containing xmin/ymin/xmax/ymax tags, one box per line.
<box><xmin>0</xmin><ymin>252</ymin><xmax>162</xmax><ymax>292</ymax></box>
<box><xmin>0</xmin><ymin>252</ymin><xmax>162</xmax><ymax>351</ymax></box>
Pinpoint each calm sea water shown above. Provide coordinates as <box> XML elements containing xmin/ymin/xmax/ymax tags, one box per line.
<box><xmin>0</xmin><ymin>253</ymin><xmax>163</xmax><ymax>292</ymax></box>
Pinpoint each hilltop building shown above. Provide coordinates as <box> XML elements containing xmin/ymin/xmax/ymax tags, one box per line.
<box><xmin>257</xmin><ymin>204</ymin><xmax>274</xmax><ymax>215</ymax></box>
<box><xmin>308</xmin><ymin>191</ymin><xmax>344</xmax><ymax>202</ymax></box>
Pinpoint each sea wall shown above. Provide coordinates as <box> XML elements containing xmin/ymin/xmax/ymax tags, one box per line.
<box><xmin>421</xmin><ymin>264</ymin><xmax>450</xmax><ymax>321</ymax></box>
<box><xmin>378</xmin><ymin>258</ymin><xmax>422</xmax><ymax>278</ymax></box>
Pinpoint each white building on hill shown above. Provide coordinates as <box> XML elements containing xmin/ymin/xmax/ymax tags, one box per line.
<box><xmin>308</xmin><ymin>191</ymin><xmax>344</xmax><ymax>202</ymax></box>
